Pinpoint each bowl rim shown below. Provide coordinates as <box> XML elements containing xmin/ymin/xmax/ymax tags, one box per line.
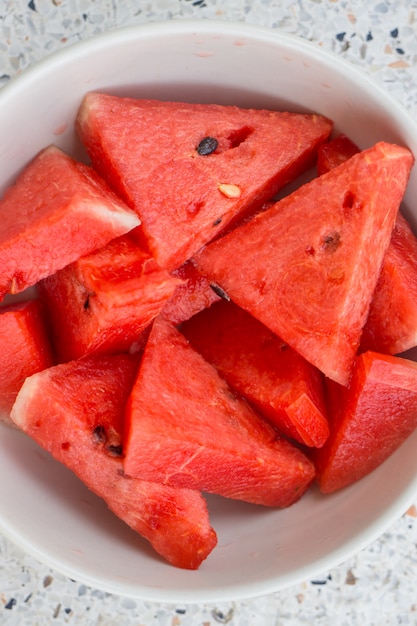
<box><xmin>1</xmin><ymin>18</ymin><xmax>414</xmax><ymax>121</ymax></box>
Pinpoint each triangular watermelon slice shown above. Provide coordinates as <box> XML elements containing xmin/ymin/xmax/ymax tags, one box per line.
<box><xmin>360</xmin><ymin>212</ymin><xmax>417</xmax><ymax>355</ymax></box>
<box><xmin>0</xmin><ymin>145</ymin><xmax>140</xmax><ymax>300</ymax></box>
<box><xmin>194</xmin><ymin>142</ymin><xmax>414</xmax><ymax>386</ymax></box>
<box><xmin>316</xmin><ymin>134</ymin><xmax>417</xmax><ymax>355</ymax></box>
<box><xmin>314</xmin><ymin>351</ymin><xmax>417</xmax><ymax>493</ymax></box>
<box><xmin>39</xmin><ymin>233</ymin><xmax>182</xmax><ymax>362</ymax></box>
<box><xmin>76</xmin><ymin>94</ymin><xmax>332</xmax><ymax>270</ymax></box>
<box><xmin>10</xmin><ymin>353</ymin><xmax>217</xmax><ymax>570</ymax></box>
<box><xmin>181</xmin><ymin>299</ymin><xmax>329</xmax><ymax>448</ymax></box>
<box><xmin>123</xmin><ymin>317</ymin><xmax>315</xmax><ymax>507</ymax></box>
<box><xmin>0</xmin><ymin>299</ymin><xmax>54</xmax><ymax>425</ymax></box>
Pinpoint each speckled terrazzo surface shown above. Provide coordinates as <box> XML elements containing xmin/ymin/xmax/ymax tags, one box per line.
<box><xmin>1</xmin><ymin>1</ymin><xmax>417</xmax><ymax>624</ymax></box>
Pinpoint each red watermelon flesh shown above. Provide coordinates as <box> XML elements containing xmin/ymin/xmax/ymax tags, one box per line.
<box><xmin>314</xmin><ymin>351</ymin><xmax>417</xmax><ymax>493</ymax></box>
<box><xmin>317</xmin><ymin>133</ymin><xmax>360</xmax><ymax>175</ymax></box>
<box><xmin>181</xmin><ymin>300</ymin><xmax>329</xmax><ymax>448</ymax></box>
<box><xmin>160</xmin><ymin>259</ymin><xmax>221</xmax><ymax>325</ymax></box>
<box><xmin>123</xmin><ymin>317</ymin><xmax>315</xmax><ymax>507</ymax></box>
<box><xmin>317</xmin><ymin>134</ymin><xmax>417</xmax><ymax>356</ymax></box>
<box><xmin>38</xmin><ymin>233</ymin><xmax>182</xmax><ymax>362</ymax></box>
<box><xmin>360</xmin><ymin>213</ymin><xmax>417</xmax><ymax>355</ymax></box>
<box><xmin>0</xmin><ymin>145</ymin><xmax>140</xmax><ymax>301</ymax></box>
<box><xmin>10</xmin><ymin>353</ymin><xmax>217</xmax><ymax>570</ymax></box>
<box><xmin>194</xmin><ymin>142</ymin><xmax>414</xmax><ymax>386</ymax></box>
<box><xmin>0</xmin><ymin>299</ymin><xmax>54</xmax><ymax>425</ymax></box>
<box><xmin>76</xmin><ymin>94</ymin><xmax>333</xmax><ymax>270</ymax></box>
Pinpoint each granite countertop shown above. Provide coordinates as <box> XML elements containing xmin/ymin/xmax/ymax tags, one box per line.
<box><xmin>1</xmin><ymin>0</ymin><xmax>417</xmax><ymax>624</ymax></box>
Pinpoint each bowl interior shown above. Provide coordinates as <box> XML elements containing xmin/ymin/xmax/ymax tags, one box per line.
<box><xmin>1</xmin><ymin>21</ymin><xmax>417</xmax><ymax>602</ymax></box>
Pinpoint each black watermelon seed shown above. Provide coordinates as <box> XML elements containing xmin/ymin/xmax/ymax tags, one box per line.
<box><xmin>196</xmin><ymin>136</ymin><xmax>218</xmax><ymax>156</ymax></box>
<box><xmin>210</xmin><ymin>283</ymin><xmax>230</xmax><ymax>301</ymax></box>
<box><xmin>93</xmin><ymin>425</ymin><xmax>106</xmax><ymax>443</ymax></box>
<box><xmin>107</xmin><ymin>444</ymin><xmax>123</xmax><ymax>457</ymax></box>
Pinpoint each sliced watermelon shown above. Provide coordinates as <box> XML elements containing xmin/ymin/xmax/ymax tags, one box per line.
<box><xmin>123</xmin><ymin>317</ymin><xmax>315</xmax><ymax>507</ymax></box>
<box><xmin>317</xmin><ymin>133</ymin><xmax>360</xmax><ymax>175</ymax></box>
<box><xmin>0</xmin><ymin>145</ymin><xmax>140</xmax><ymax>300</ymax></box>
<box><xmin>181</xmin><ymin>300</ymin><xmax>329</xmax><ymax>448</ymax></box>
<box><xmin>38</xmin><ymin>233</ymin><xmax>182</xmax><ymax>362</ymax></box>
<box><xmin>160</xmin><ymin>259</ymin><xmax>221</xmax><ymax>325</ymax></box>
<box><xmin>360</xmin><ymin>213</ymin><xmax>417</xmax><ymax>355</ymax></box>
<box><xmin>76</xmin><ymin>94</ymin><xmax>332</xmax><ymax>270</ymax></box>
<box><xmin>317</xmin><ymin>134</ymin><xmax>417</xmax><ymax>356</ymax></box>
<box><xmin>194</xmin><ymin>142</ymin><xmax>414</xmax><ymax>386</ymax></box>
<box><xmin>314</xmin><ymin>351</ymin><xmax>417</xmax><ymax>493</ymax></box>
<box><xmin>0</xmin><ymin>299</ymin><xmax>54</xmax><ymax>425</ymax></box>
<box><xmin>10</xmin><ymin>353</ymin><xmax>217</xmax><ymax>569</ymax></box>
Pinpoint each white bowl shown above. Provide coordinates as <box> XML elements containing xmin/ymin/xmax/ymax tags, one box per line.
<box><xmin>1</xmin><ymin>20</ymin><xmax>417</xmax><ymax>603</ymax></box>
